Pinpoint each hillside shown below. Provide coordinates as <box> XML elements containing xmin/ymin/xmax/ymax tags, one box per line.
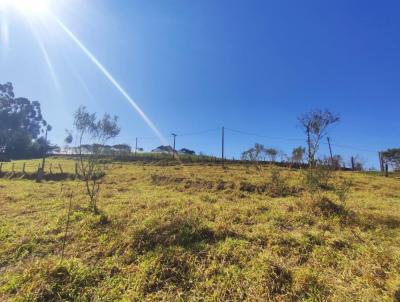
<box><xmin>0</xmin><ymin>159</ymin><xmax>399</xmax><ymax>301</ymax></box>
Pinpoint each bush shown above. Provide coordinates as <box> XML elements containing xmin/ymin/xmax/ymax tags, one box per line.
<box><xmin>302</xmin><ymin>165</ymin><xmax>333</xmax><ymax>192</ymax></box>
<box><xmin>268</xmin><ymin>169</ymin><xmax>291</xmax><ymax>197</ymax></box>
<box><xmin>333</xmin><ymin>178</ymin><xmax>352</xmax><ymax>206</ymax></box>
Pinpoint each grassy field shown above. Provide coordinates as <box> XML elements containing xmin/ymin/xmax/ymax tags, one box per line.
<box><xmin>0</xmin><ymin>158</ymin><xmax>400</xmax><ymax>301</ymax></box>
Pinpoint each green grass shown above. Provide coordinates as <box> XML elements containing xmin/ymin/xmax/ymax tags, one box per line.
<box><xmin>0</xmin><ymin>159</ymin><xmax>400</xmax><ymax>301</ymax></box>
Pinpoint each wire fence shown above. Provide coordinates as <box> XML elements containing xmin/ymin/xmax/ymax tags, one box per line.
<box><xmin>1</xmin><ymin>126</ymin><xmax>390</xmax><ymax>172</ymax></box>
<box><xmin>116</xmin><ymin>125</ymin><xmax>381</xmax><ymax>165</ymax></box>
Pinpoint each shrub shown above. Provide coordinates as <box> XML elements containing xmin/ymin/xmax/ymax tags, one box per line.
<box><xmin>302</xmin><ymin>164</ymin><xmax>333</xmax><ymax>192</ymax></box>
<box><xmin>268</xmin><ymin>169</ymin><xmax>290</xmax><ymax>197</ymax></box>
<box><xmin>333</xmin><ymin>178</ymin><xmax>352</xmax><ymax>206</ymax></box>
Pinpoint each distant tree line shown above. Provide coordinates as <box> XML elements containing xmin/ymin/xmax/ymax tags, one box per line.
<box><xmin>0</xmin><ymin>82</ymin><xmax>58</xmax><ymax>161</ymax></box>
<box><xmin>151</xmin><ymin>145</ymin><xmax>195</xmax><ymax>155</ymax></box>
<box><xmin>65</xmin><ymin>143</ymin><xmax>131</xmax><ymax>155</ymax></box>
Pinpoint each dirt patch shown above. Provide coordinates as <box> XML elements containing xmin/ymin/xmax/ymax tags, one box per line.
<box><xmin>239</xmin><ymin>181</ymin><xmax>301</xmax><ymax>197</ymax></box>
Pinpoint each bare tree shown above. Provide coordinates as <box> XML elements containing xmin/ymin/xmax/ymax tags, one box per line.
<box><xmin>350</xmin><ymin>155</ymin><xmax>365</xmax><ymax>171</ymax></box>
<box><xmin>66</xmin><ymin>106</ymin><xmax>120</xmax><ymax>213</ymax></box>
<box><xmin>298</xmin><ymin>109</ymin><xmax>339</xmax><ymax>168</ymax></box>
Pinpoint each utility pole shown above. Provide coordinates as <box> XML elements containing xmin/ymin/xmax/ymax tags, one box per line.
<box><xmin>221</xmin><ymin>127</ymin><xmax>225</xmax><ymax>167</ymax></box>
<box><xmin>135</xmin><ymin>137</ymin><xmax>138</xmax><ymax>158</ymax></box>
<box><xmin>172</xmin><ymin>133</ymin><xmax>177</xmax><ymax>159</ymax></box>
<box><xmin>327</xmin><ymin>137</ymin><xmax>334</xmax><ymax>169</ymax></box>
<box><xmin>37</xmin><ymin>127</ymin><xmax>48</xmax><ymax>182</ymax></box>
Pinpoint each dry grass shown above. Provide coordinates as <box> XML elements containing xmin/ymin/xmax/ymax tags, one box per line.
<box><xmin>0</xmin><ymin>159</ymin><xmax>400</xmax><ymax>301</ymax></box>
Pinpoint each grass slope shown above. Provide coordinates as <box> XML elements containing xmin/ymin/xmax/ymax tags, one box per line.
<box><xmin>0</xmin><ymin>159</ymin><xmax>400</xmax><ymax>301</ymax></box>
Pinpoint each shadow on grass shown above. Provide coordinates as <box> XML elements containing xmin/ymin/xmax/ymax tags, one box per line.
<box><xmin>129</xmin><ymin>214</ymin><xmax>240</xmax><ymax>256</ymax></box>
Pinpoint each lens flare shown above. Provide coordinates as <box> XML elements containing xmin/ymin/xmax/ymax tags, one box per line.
<box><xmin>51</xmin><ymin>15</ymin><xmax>166</xmax><ymax>143</ymax></box>
<box><xmin>27</xmin><ymin>20</ymin><xmax>61</xmax><ymax>93</ymax></box>
<box><xmin>0</xmin><ymin>0</ymin><xmax>50</xmax><ymax>16</ymax></box>
<box><xmin>1</xmin><ymin>17</ymin><xmax>8</xmax><ymax>51</ymax></box>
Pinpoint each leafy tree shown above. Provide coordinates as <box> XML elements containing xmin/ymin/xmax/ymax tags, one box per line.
<box><xmin>264</xmin><ymin>148</ymin><xmax>278</xmax><ymax>162</ymax></box>
<box><xmin>381</xmin><ymin>149</ymin><xmax>400</xmax><ymax>171</ymax></box>
<box><xmin>241</xmin><ymin>143</ymin><xmax>265</xmax><ymax>163</ymax></box>
<box><xmin>66</xmin><ymin>106</ymin><xmax>120</xmax><ymax>213</ymax></box>
<box><xmin>291</xmin><ymin>146</ymin><xmax>306</xmax><ymax>164</ymax></box>
<box><xmin>298</xmin><ymin>109</ymin><xmax>339</xmax><ymax>168</ymax></box>
<box><xmin>0</xmin><ymin>82</ymin><xmax>53</xmax><ymax>159</ymax></box>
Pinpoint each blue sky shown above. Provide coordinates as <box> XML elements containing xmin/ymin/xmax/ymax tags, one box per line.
<box><xmin>1</xmin><ymin>0</ymin><xmax>399</xmax><ymax>168</ymax></box>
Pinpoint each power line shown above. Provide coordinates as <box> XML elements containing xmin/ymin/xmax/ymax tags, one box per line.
<box><xmin>177</xmin><ymin>128</ymin><xmax>220</xmax><ymax>137</ymax></box>
<box><xmin>225</xmin><ymin>127</ymin><xmax>378</xmax><ymax>153</ymax></box>
<box><xmin>121</xmin><ymin>128</ymin><xmax>220</xmax><ymax>140</ymax></box>
<box><xmin>322</xmin><ymin>142</ymin><xmax>377</xmax><ymax>154</ymax></box>
<box><xmin>64</xmin><ymin>125</ymin><xmax>381</xmax><ymax>155</ymax></box>
<box><xmin>225</xmin><ymin>127</ymin><xmax>304</xmax><ymax>142</ymax></box>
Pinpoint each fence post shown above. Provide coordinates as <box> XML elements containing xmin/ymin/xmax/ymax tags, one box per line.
<box><xmin>59</xmin><ymin>164</ymin><xmax>63</xmax><ymax>173</ymax></box>
<box><xmin>36</xmin><ymin>163</ymin><xmax>44</xmax><ymax>182</ymax></box>
<box><xmin>50</xmin><ymin>163</ymin><xmax>53</xmax><ymax>174</ymax></box>
<box><xmin>378</xmin><ymin>152</ymin><xmax>384</xmax><ymax>173</ymax></box>
<box><xmin>75</xmin><ymin>163</ymin><xmax>78</xmax><ymax>176</ymax></box>
<box><xmin>0</xmin><ymin>162</ymin><xmax>2</xmax><ymax>173</ymax></box>
<box><xmin>385</xmin><ymin>163</ymin><xmax>389</xmax><ymax>177</ymax></box>
<box><xmin>12</xmin><ymin>163</ymin><xmax>15</xmax><ymax>173</ymax></box>
<box><xmin>22</xmin><ymin>163</ymin><xmax>26</xmax><ymax>174</ymax></box>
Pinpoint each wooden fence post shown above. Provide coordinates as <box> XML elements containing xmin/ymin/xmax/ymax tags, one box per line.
<box><xmin>59</xmin><ymin>164</ymin><xmax>63</xmax><ymax>173</ymax></box>
<box><xmin>22</xmin><ymin>163</ymin><xmax>26</xmax><ymax>174</ymax></box>
<box><xmin>385</xmin><ymin>163</ymin><xmax>389</xmax><ymax>177</ymax></box>
<box><xmin>36</xmin><ymin>163</ymin><xmax>44</xmax><ymax>182</ymax></box>
<box><xmin>379</xmin><ymin>152</ymin><xmax>384</xmax><ymax>173</ymax></box>
<box><xmin>49</xmin><ymin>163</ymin><xmax>53</xmax><ymax>174</ymax></box>
<box><xmin>12</xmin><ymin>163</ymin><xmax>15</xmax><ymax>173</ymax></box>
<box><xmin>0</xmin><ymin>162</ymin><xmax>3</xmax><ymax>173</ymax></box>
<box><xmin>75</xmin><ymin>163</ymin><xmax>78</xmax><ymax>176</ymax></box>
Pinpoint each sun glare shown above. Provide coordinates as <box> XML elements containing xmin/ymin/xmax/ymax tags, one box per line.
<box><xmin>0</xmin><ymin>0</ymin><xmax>50</xmax><ymax>16</ymax></box>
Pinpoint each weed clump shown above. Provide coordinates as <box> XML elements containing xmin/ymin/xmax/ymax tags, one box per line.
<box><xmin>293</xmin><ymin>268</ymin><xmax>328</xmax><ymax>301</ymax></box>
<box><xmin>246</xmin><ymin>254</ymin><xmax>294</xmax><ymax>300</ymax></box>
<box><xmin>2</xmin><ymin>258</ymin><xmax>103</xmax><ymax>301</ymax></box>
<box><xmin>257</xmin><ymin>262</ymin><xmax>293</xmax><ymax>298</ymax></box>
<box><xmin>134</xmin><ymin>247</ymin><xmax>194</xmax><ymax>297</ymax></box>
<box><xmin>311</xmin><ymin>196</ymin><xmax>346</xmax><ymax>218</ymax></box>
